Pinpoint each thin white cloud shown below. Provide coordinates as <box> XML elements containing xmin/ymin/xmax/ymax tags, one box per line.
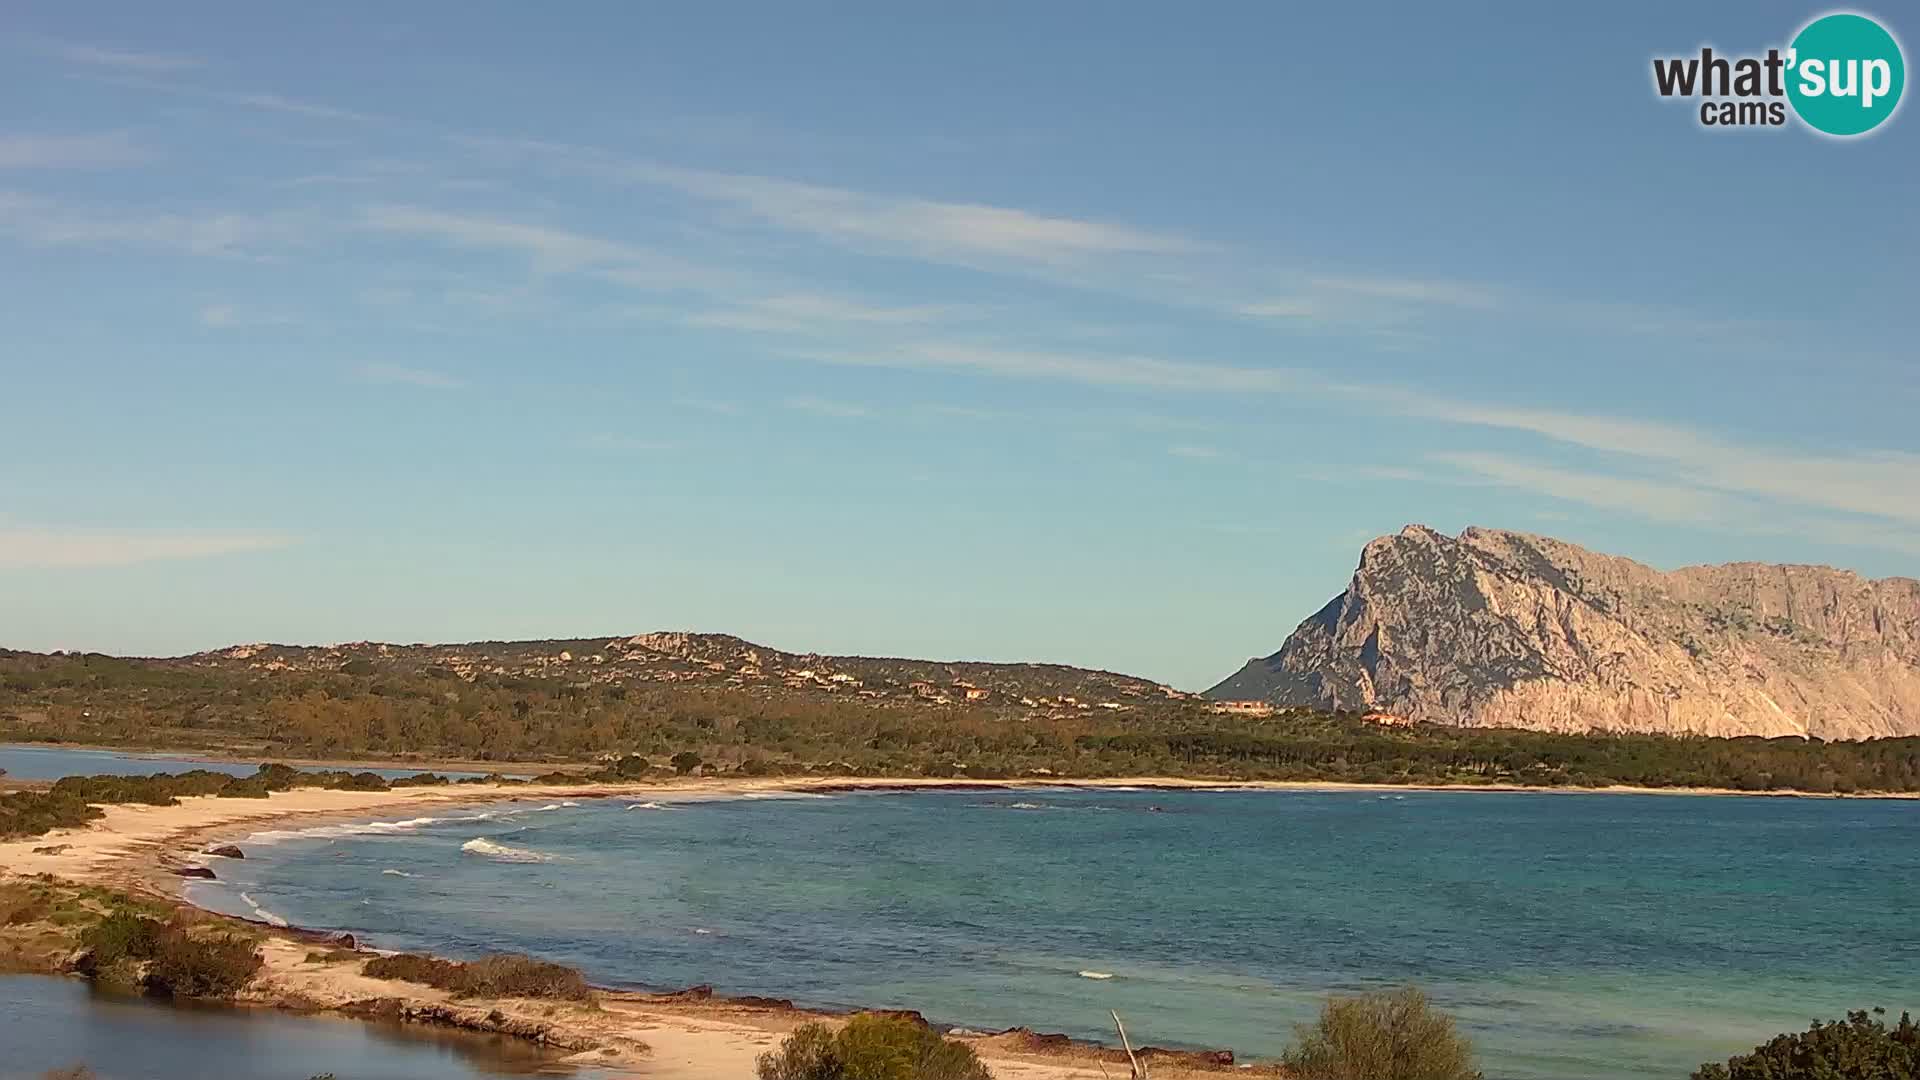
<box><xmin>450</xmin><ymin>136</ymin><xmax>1194</xmax><ymax>270</ymax></box>
<box><xmin>35</xmin><ymin>39</ymin><xmax>201</xmax><ymax>72</ymax></box>
<box><xmin>0</xmin><ymin>528</ymin><xmax>291</xmax><ymax>569</ymax></box>
<box><xmin>221</xmin><ymin>91</ymin><xmax>370</xmax><ymax>122</ymax></box>
<box><xmin>813</xmin><ymin>341</ymin><xmax>1311</xmax><ymax>395</ymax></box>
<box><xmin>1398</xmin><ymin>396</ymin><xmax>1920</xmax><ymax>527</ymax></box>
<box><xmin>785</xmin><ymin>395</ymin><xmax>869</xmax><ymax>418</ymax></box>
<box><xmin>579</xmin><ymin>433</ymin><xmax>677</xmax><ymax>452</ymax></box>
<box><xmin>0</xmin><ymin>132</ymin><xmax>150</xmax><ymax>169</ymax></box>
<box><xmin>1431</xmin><ymin>451</ymin><xmax>1733</xmax><ymax>526</ymax></box>
<box><xmin>198</xmin><ymin>303</ymin><xmax>295</xmax><ymax>328</ymax></box>
<box><xmin>1238</xmin><ymin>298</ymin><xmax>1320</xmax><ymax>319</ymax></box>
<box><xmin>357</xmin><ymin>363</ymin><xmax>465</xmax><ymax>389</ymax></box>
<box><xmin>688</xmin><ymin>292</ymin><xmax>959</xmax><ymax>334</ymax></box>
<box><xmin>360</xmin><ymin>205</ymin><xmax>733</xmax><ymax>293</ymax></box>
<box><xmin>1310</xmin><ymin>275</ymin><xmax>1501</xmax><ymax>310</ymax></box>
<box><xmin>1431</xmin><ymin>450</ymin><xmax>1920</xmax><ymax>558</ymax></box>
<box><xmin>0</xmin><ymin>191</ymin><xmax>305</xmax><ymax>258</ymax></box>
<box><xmin>1168</xmin><ymin>444</ymin><xmax>1225</xmax><ymax>460</ymax></box>
<box><xmin>787</xmin><ymin>339</ymin><xmax>1920</xmax><ymax>535</ymax></box>
<box><xmin>674</xmin><ymin>396</ymin><xmax>744</xmax><ymax>416</ymax></box>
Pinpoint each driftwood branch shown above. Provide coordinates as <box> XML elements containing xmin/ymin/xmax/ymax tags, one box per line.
<box><xmin>1111</xmin><ymin>1010</ymin><xmax>1147</xmax><ymax>1080</ymax></box>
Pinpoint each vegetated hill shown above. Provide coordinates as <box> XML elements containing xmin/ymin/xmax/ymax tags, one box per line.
<box><xmin>1209</xmin><ymin>525</ymin><xmax>1920</xmax><ymax>740</ymax></box>
<box><xmin>183</xmin><ymin>631</ymin><xmax>1190</xmax><ymax>713</ymax></box>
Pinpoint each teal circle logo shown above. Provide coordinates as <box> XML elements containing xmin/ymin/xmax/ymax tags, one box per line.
<box><xmin>1787</xmin><ymin>13</ymin><xmax>1905</xmax><ymax>136</ymax></box>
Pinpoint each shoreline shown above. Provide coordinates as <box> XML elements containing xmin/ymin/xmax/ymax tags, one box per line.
<box><xmin>6</xmin><ymin>738</ymin><xmax>1917</xmax><ymax>801</ymax></box>
<box><xmin>0</xmin><ymin>778</ymin><xmax>1256</xmax><ymax>1080</ymax></box>
<box><xmin>4</xmin><ymin>773</ymin><xmax>1916</xmax><ymax>1077</ymax></box>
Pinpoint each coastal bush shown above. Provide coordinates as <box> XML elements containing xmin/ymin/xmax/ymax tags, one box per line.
<box><xmin>77</xmin><ymin>908</ymin><xmax>261</xmax><ymax>997</ymax></box>
<box><xmin>1691</xmin><ymin>1009</ymin><xmax>1919</xmax><ymax>1079</ymax></box>
<box><xmin>390</xmin><ymin>772</ymin><xmax>453</xmax><ymax>787</ymax></box>
<box><xmin>670</xmin><ymin>751</ymin><xmax>703</xmax><ymax>775</ymax></box>
<box><xmin>79</xmin><ymin>910</ymin><xmax>165</xmax><ymax>966</ymax></box>
<box><xmin>0</xmin><ymin>790</ymin><xmax>103</xmax><ymax>839</ymax></box>
<box><xmin>145</xmin><ymin>928</ymin><xmax>263</xmax><ymax>997</ymax></box>
<box><xmin>362</xmin><ymin>951</ymin><xmax>594</xmax><ymax>1002</ymax></box>
<box><xmin>756</xmin><ymin>1015</ymin><xmax>991</xmax><ymax>1080</ymax></box>
<box><xmin>1283</xmin><ymin>986</ymin><xmax>1482</xmax><ymax>1080</ymax></box>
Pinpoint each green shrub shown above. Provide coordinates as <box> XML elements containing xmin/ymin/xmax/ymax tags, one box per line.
<box><xmin>390</xmin><ymin>772</ymin><xmax>452</xmax><ymax>787</ymax></box>
<box><xmin>756</xmin><ymin>1015</ymin><xmax>991</xmax><ymax>1080</ymax></box>
<box><xmin>1693</xmin><ymin>1009</ymin><xmax>1919</xmax><ymax>1079</ymax></box>
<box><xmin>1283</xmin><ymin>986</ymin><xmax>1482</xmax><ymax>1080</ymax></box>
<box><xmin>363</xmin><ymin>951</ymin><xmax>593</xmax><ymax>1001</ymax></box>
<box><xmin>79</xmin><ymin>910</ymin><xmax>165</xmax><ymax>966</ymax></box>
<box><xmin>146</xmin><ymin>929</ymin><xmax>262</xmax><ymax>997</ymax></box>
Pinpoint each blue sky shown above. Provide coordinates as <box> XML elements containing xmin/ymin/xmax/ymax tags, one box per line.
<box><xmin>1</xmin><ymin>3</ymin><xmax>1915</xmax><ymax>689</ymax></box>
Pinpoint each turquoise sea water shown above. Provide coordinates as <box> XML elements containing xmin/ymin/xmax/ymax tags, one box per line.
<box><xmin>189</xmin><ymin>788</ymin><xmax>1919</xmax><ymax>1080</ymax></box>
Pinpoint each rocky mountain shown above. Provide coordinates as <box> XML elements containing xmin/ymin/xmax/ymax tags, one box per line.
<box><xmin>1209</xmin><ymin>525</ymin><xmax>1920</xmax><ymax>739</ymax></box>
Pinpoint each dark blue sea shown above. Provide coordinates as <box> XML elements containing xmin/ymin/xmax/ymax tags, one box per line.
<box><xmin>187</xmin><ymin>787</ymin><xmax>1920</xmax><ymax>1080</ymax></box>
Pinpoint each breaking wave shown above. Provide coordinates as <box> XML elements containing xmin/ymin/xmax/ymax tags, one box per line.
<box><xmin>247</xmin><ymin>811</ymin><xmax>497</xmax><ymax>846</ymax></box>
<box><xmin>238</xmin><ymin>891</ymin><xmax>288</xmax><ymax>927</ymax></box>
<box><xmin>460</xmin><ymin>837</ymin><xmax>552</xmax><ymax>863</ymax></box>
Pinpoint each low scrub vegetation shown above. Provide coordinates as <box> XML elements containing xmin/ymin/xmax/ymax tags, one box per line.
<box><xmin>1282</xmin><ymin>987</ymin><xmax>1481</xmax><ymax>1080</ymax></box>
<box><xmin>76</xmin><ymin>907</ymin><xmax>261</xmax><ymax>998</ymax></box>
<box><xmin>1693</xmin><ymin>1009</ymin><xmax>1919</xmax><ymax>1079</ymax></box>
<box><xmin>362</xmin><ymin>951</ymin><xmax>594</xmax><ymax>1002</ymax></box>
<box><xmin>757</xmin><ymin>1015</ymin><xmax>992</xmax><ymax>1080</ymax></box>
<box><xmin>0</xmin><ymin>764</ymin><xmax>478</xmax><ymax>840</ymax></box>
<box><xmin>8</xmin><ymin>645</ymin><xmax>1920</xmax><ymax>792</ymax></box>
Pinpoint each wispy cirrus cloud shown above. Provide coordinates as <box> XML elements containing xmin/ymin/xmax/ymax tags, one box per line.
<box><xmin>450</xmin><ymin>136</ymin><xmax>1195</xmax><ymax>270</ymax></box>
<box><xmin>1238</xmin><ymin>274</ymin><xmax>1502</xmax><ymax>325</ymax></box>
<box><xmin>578</xmin><ymin>432</ymin><xmax>677</xmax><ymax>452</ymax></box>
<box><xmin>785</xmin><ymin>395</ymin><xmax>870</xmax><ymax>419</ymax></box>
<box><xmin>787</xmin><ymin>338</ymin><xmax>1920</xmax><ymax>537</ymax></box>
<box><xmin>1430</xmin><ymin>450</ymin><xmax>1920</xmax><ymax>558</ymax></box>
<box><xmin>32</xmin><ymin>38</ymin><xmax>201</xmax><ymax>72</ymax></box>
<box><xmin>0</xmin><ymin>527</ymin><xmax>292</xmax><ymax>569</ymax></box>
<box><xmin>360</xmin><ymin>205</ymin><xmax>736</xmax><ymax>294</ymax></box>
<box><xmin>0</xmin><ymin>132</ymin><xmax>150</xmax><ymax>169</ymax></box>
<box><xmin>198</xmin><ymin>303</ymin><xmax>296</xmax><ymax>328</ymax></box>
<box><xmin>687</xmin><ymin>292</ymin><xmax>961</xmax><ymax>334</ymax></box>
<box><xmin>357</xmin><ymin>363</ymin><xmax>465</xmax><ymax>389</ymax></box>
<box><xmin>0</xmin><ymin>191</ymin><xmax>306</xmax><ymax>258</ymax></box>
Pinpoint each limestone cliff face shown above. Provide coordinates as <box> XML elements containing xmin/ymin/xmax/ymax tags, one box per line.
<box><xmin>1208</xmin><ymin>525</ymin><xmax>1920</xmax><ymax>739</ymax></box>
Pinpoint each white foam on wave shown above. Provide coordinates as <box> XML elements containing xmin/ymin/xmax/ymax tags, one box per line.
<box><xmin>736</xmin><ymin>791</ymin><xmax>835</xmax><ymax>801</ymax></box>
<box><xmin>246</xmin><ymin>810</ymin><xmax>498</xmax><ymax>846</ymax></box>
<box><xmin>461</xmin><ymin>837</ymin><xmax>552</xmax><ymax>863</ymax></box>
<box><xmin>380</xmin><ymin>868</ymin><xmax>414</xmax><ymax>877</ymax></box>
<box><xmin>237</xmin><ymin>891</ymin><xmax>289</xmax><ymax>927</ymax></box>
<box><xmin>626</xmin><ymin>801</ymin><xmax>672</xmax><ymax>811</ymax></box>
<box><xmin>1078</xmin><ymin>970</ymin><xmax>1115</xmax><ymax>980</ymax></box>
